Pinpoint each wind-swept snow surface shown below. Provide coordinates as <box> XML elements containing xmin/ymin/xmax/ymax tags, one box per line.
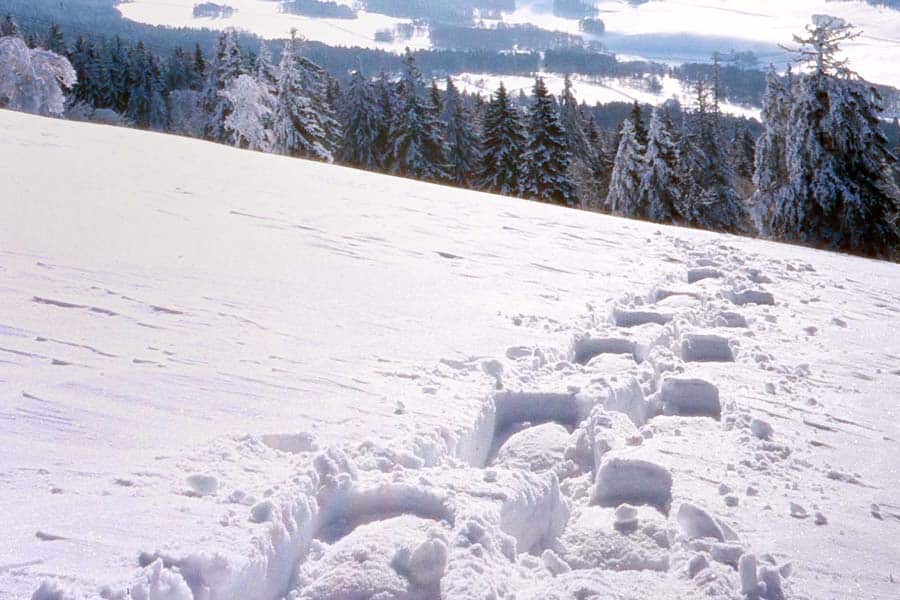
<box><xmin>1</xmin><ymin>109</ymin><xmax>899</xmax><ymax>599</ymax></box>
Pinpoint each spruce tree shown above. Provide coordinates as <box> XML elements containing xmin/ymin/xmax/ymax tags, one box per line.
<box><xmin>126</xmin><ymin>42</ymin><xmax>168</xmax><ymax>130</ymax></box>
<box><xmin>606</xmin><ymin>118</ymin><xmax>645</xmax><ymax>216</ymax></box>
<box><xmin>45</xmin><ymin>23</ymin><xmax>66</xmax><ymax>55</ymax></box>
<box><xmin>271</xmin><ymin>32</ymin><xmax>334</xmax><ymax>161</ymax></box>
<box><xmin>677</xmin><ymin>78</ymin><xmax>751</xmax><ymax>233</ymax></box>
<box><xmin>338</xmin><ymin>71</ymin><xmax>383</xmax><ymax>168</ymax></box>
<box><xmin>192</xmin><ymin>44</ymin><xmax>207</xmax><ymax>90</ymax></box>
<box><xmin>628</xmin><ymin>100</ymin><xmax>648</xmax><ymax>147</ymax></box>
<box><xmin>770</xmin><ymin>16</ymin><xmax>900</xmax><ymax>256</ymax></box>
<box><xmin>480</xmin><ymin>82</ymin><xmax>525</xmax><ymax>195</ymax></box>
<box><xmin>559</xmin><ymin>74</ymin><xmax>590</xmax><ymax>162</ymax></box>
<box><xmin>1</xmin><ymin>14</ymin><xmax>19</xmax><ymax>38</ymax></box>
<box><xmin>641</xmin><ymin>109</ymin><xmax>680</xmax><ymax>222</ymax></box>
<box><xmin>389</xmin><ymin>51</ymin><xmax>448</xmax><ymax>181</ymax></box>
<box><xmin>522</xmin><ymin>77</ymin><xmax>575</xmax><ymax>205</ymax></box>
<box><xmin>751</xmin><ymin>66</ymin><xmax>790</xmax><ymax>233</ymax></box>
<box><xmin>203</xmin><ymin>29</ymin><xmax>244</xmax><ymax>143</ymax></box>
<box><xmin>443</xmin><ymin>77</ymin><xmax>478</xmax><ymax>186</ymax></box>
<box><xmin>729</xmin><ymin>122</ymin><xmax>756</xmax><ymax>180</ymax></box>
<box><xmin>373</xmin><ymin>72</ymin><xmax>397</xmax><ymax>171</ymax></box>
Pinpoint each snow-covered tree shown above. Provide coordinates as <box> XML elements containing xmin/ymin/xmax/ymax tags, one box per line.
<box><xmin>480</xmin><ymin>82</ymin><xmax>526</xmax><ymax>195</ymax></box>
<box><xmin>559</xmin><ymin>74</ymin><xmax>590</xmax><ymax>162</ymax></box>
<box><xmin>522</xmin><ymin>77</ymin><xmax>575</xmax><ymax>205</ymax></box>
<box><xmin>255</xmin><ymin>42</ymin><xmax>278</xmax><ymax>98</ymax></box>
<box><xmin>1</xmin><ymin>14</ymin><xmax>20</xmax><ymax>38</ymax></box>
<box><xmin>762</xmin><ymin>17</ymin><xmax>900</xmax><ymax>255</ymax></box>
<box><xmin>338</xmin><ymin>70</ymin><xmax>384</xmax><ymax>168</ymax></box>
<box><xmin>640</xmin><ymin>109</ymin><xmax>680</xmax><ymax>222</ymax></box>
<box><xmin>373</xmin><ymin>72</ymin><xmax>397</xmax><ymax>170</ymax></box>
<box><xmin>44</xmin><ymin>23</ymin><xmax>66</xmax><ymax>55</ymax></box>
<box><xmin>606</xmin><ymin>118</ymin><xmax>645</xmax><ymax>216</ymax></box>
<box><xmin>0</xmin><ymin>35</ymin><xmax>76</xmax><ymax>116</ymax></box>
<box><xmin>271</xmin><ymin>31</ymin><xmax>338</xmax><ymax>161</ymax></box>
<box><xmin>677</xmin><ymin>78</ymin><xmax>751</xmax><ymax>233</ymax></box>
<box><xmin>730</xmin><ymin>122</ymin><xmax>756</xmax><ymax>180</ymax></box>
<box><xmin>223</xmin><ymin>73</ymin><xmax>272</xmax><ymax>150</ymax></box>
<box><xmin>389</xmin><ymin>51</ymin><xmax>448</xmax><ymax>181</ymax></box>
<box><xmin>751</xmin><ymin>66</ymin><xmax>791</xmax><ymax>233</ymax></box>
<box><xmin>388</xmin><ymin>53</ymin><xmax>445</xmax><ymax>179</ymax></box>
<box><xmin>126</xmin><ymin>42</ymin><xmax>168</xmax><ymax>130</ymax></box>
<box><xmin>443</xmin><ymin>77</ymin><xmax>478</xmax><ymax>186</ymax></box>
<box><xmin>202</xmin><ymin>29</ymin><xmax>244</xmax><ymax>143</ymax></box>
<box><xmin>628</xmin><ymin>100</ymin><xmax>647</xmax><ymax>147</ymax></box>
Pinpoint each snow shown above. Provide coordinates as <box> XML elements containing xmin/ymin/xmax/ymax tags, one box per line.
<box><xmin>453</xmin><ymin>72</ymin><xmax>762</xmax><ymax>120</ymax></box>
<box><xmin>2</xmin><ymin>109</ymin><xmax>900</xmax><ymax>599</ymax></box>
<box><xmin>118</xmin><ymin>0</ymin><xmax>431</xmax><ymax>52</ymax></box>
<box><xmin>117</xmin><ymin>0</ymin><xmax>900</xmax><ymax>92</ymax></box>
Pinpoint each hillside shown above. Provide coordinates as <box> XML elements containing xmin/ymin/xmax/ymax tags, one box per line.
<box><xmin>1</xmin><ymin>109</ymin><xmax>899</xmax><ymax>600</ymax></box>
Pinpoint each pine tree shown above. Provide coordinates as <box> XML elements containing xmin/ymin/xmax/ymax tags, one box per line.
<box><xmin>628</xmin><ymin>100</ymin><xmax>647</xmax><ymax>147</ymax></box>
<box><xmin>389</xmin><ymin>51</ymin><xmax>448</xmax><ymax>181</ymax></box>
<box><xmin>0</xmin><ymin>35</ymin><xmax>76</xmax><ymax>115</ymax></box>
<box><xmin>203</xmin><ymin>29</ymin><xmax>244</xmax><ymax>143</ymax></box>
<box><xmin>443</xmin><ymin>77</ymin><xmax>478</xmax><ymax>186</ymax></box>
<box><xmin>606</xmin><ymin>118</ymin><xmax>645</xmax><ymax>216</ymax></box>
<box><xmin>255</xmin><ymin>42</ymin><xmax>278</xmax><ymax>97</ymax></box>
<box><xmin>729</xmin><ymin>122</ymin><xmax>756</xmax><ymax>180</ymax></box>
<box><xmin>521</xmin><ymin>77</ymin><xmax>574</xmax><ymax>205</ymax></box>
<box><xmin>480</xmin><ymin>82</ymin><xmax>526</xmax><ymax>195</ymax></box>
<box><xmin>1</xmin><ymin>14</ymin><xmax>19</xmax><ymax>38</ymax></box>
<box><xmin>223</xmin><ymin>73</ymin><xmax>272</xmax><ymax>150</ymax></box>
<box><xmin>45</xmin><ymin>23</ymin><xmax>66</xmax><ymax>55</ymax></box>
<box><xmin>751</xmin><ymin>66</ymin><xmax>790</xmax><ymax>233</ymax></box>
<box><xmin>338</xmin><ymin>71</ymin><xmax>383</xmax><ymax>168</ymax></box>
<box><xmin>641</xmin><ymin>109</ymin><xmax>680</xmax><ymax>222</ymax></box>
<box><xmin>559</xmin><ymin>74</ymin><xmax>590</xmax><ymax>162</ymax></box>
<box><xmin>70</xmin><ymin>35</ymin><xmax>100</xmax><ymax>106</ymax></box>
<box><xmin>271</xmin><ymin>33</ymin><xmax>334</xmax><ymax>161</ymax></box>
<box><xmin>126</xmin><ymin>42</ymin><xmax>168</xmax><ymax>130</ymax></box>
<box><xmin>677</xmin><ymin>78</ymin><xmax>751</xmax><ymax>233</ymax></box>
<box><xmin>373</xmin><ymin>72</ymin><xmax>397</xmax><ymax>171</ymax></box>
<box><xmin>192</xmin><ymin>43</ymin><xmax>207</xmax><ymax>90</ymax></box>
<box><xmin>769</xmin><ymin>16</ymin><xmax>900</xmax><ymax>256</ymax></box>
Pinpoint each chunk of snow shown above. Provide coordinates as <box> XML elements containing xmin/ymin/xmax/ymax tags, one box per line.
<box><xmin>659</xmin><ymin>377</ymin><xmax>721</xmax><ymax>420</ymax></box>
<box><xmin>676</xmin><ymin>502</ymin><xmax>725</xmax><ymax>542</ymax></box>
<box><xmin>250</xmin><ymin>499</ymin><xmax>276</xmax><ymax>523</ymax></box>
<box><xmin>31</xmin><ymin>581</ymin><xmax>83</xmax><ymax>600</ymax></box>
<box><xmin>612</xmin><ymin>307</ymin><xmax>672</xmax><ymax>328</ymax></box>
<box><xmin>259</xmin><ymin>432</ymin><xmax>318</xmax><ymax>454</ymax></box>
<box><xmin>130</xmin><ymin>560</ymin><xmax>193</xmax><ymax>600</ymax></box>
<box><xmin>592</xmin><ymin>455</ymin><xmax>673</xmax><ymax>514</ymax></box>
<box><xmin>739</xmin><ymin>553</ymin><xmax>758</xmax><ymax>595</ymax></box>
<box><xmin>687</xmin><ymin>267</ymin><xmax>722</xmax><ymax>284</ymax></box>
<box><xmin>493</xmin><ymin>422</ymin><xmax>570</xmax><ymax>473</ymax></box>
<box><xmin>681</xmin><ymin>334</ymin><xmax>734</xmax><ymax>362</ymax></box>
<box><xmin>750</xmin><ymin>419</ymin><xmax>774</xmax><ymax>440</ymax></box>
<box><xmin>731</xmin><ymin>289</ymin><xmax>775</xmax><ymax>306</ymax></box>
<box><xmin>185</xmin><ymin>474</ymin><xmax>218</xmax><ymax>497</ymax></box>
<box><xmin>572</xmin><ymin>336</ymin><xmax>637</xmax><ymax>365</ymax></box>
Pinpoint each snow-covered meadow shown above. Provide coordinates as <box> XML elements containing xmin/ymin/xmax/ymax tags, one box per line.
<box><xmin>117</xmin><ymin>0</ymin><xmax>900</xmax><ymax>89</ymax></box>
<box><xmin>1</xmin><ymin>109</ymin><xmax>899</xmax><ymax>599</ymax></box>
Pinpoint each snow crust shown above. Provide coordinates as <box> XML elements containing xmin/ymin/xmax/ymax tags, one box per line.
<box><xmin>1</xmin><ymin>110</ymin><xmax>900</xmax><ymax>600</ymax></box>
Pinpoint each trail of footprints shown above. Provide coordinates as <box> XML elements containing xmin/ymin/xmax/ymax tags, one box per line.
<box><xmin>132</xmin><ymin>246</ymin><xmax>802</xmax><ymax>600</ymax></box>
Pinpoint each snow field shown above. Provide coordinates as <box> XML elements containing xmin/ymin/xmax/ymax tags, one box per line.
<box><xmin>2</xmin><ymin>111</ymin><xmax>900</xmax><ymax>599</ymax></box>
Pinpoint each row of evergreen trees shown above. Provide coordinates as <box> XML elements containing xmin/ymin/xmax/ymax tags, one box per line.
<box><xmin>1</xmin><ymin>13</ymin><xmax>898</xmax><ymax>258</ymax></box>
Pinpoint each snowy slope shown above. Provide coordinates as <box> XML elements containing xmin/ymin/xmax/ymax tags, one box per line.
<box><xmin>1</xmin><ymin>109</ymin><xmax>899</xmax><ymax>600</ymax></box>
